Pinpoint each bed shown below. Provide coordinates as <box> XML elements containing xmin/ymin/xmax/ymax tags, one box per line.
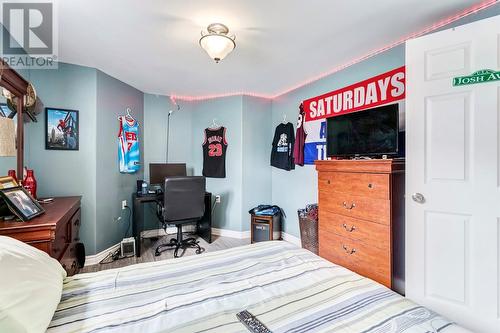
<box><xmin>0</xmin><ymin>237</ymin><xmax>468</xmax><ymax>333</ymax></box>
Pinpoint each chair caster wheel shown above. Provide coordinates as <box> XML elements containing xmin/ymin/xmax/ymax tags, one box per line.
<box><xmin>154</xmin><ymin>251</ymin><xmax>161</xmax><ymax>257</ymax></box>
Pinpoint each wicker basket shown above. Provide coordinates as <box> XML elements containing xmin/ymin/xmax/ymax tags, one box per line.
<box><xmin>298</xmin><ymin>211</ymin><xmax>318</xmax><ymax>255</ymax></box>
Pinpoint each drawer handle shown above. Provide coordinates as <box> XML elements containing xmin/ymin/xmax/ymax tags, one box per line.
<box><xmin>327</xmin><ymin>180</ymin><xmax>331</xmax><ymax>184</ymax></box>
<box><xmin>368</xmin><ymin>183</ymin><xmax>373</xmax><ymax>189</ymax></box>
<box><xmin>342</xmin><ymin>223</ymin><xmax>356</xmax><ymax>232</ymax></box>
<box><xmin>342</xmin><ymin>201</ymin><xmax>356</xmax><ymax>210</ymax></box>
<box><xmin>342</xmin><ymin>245</ymin><xmax>356</xmax><ymax>255</ymax></box>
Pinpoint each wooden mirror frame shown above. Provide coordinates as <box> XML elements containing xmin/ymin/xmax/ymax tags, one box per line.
<box><xmin>0</xmin><ymin>60</ymin><xmax>29</xmax><ymax>178</ymax></box>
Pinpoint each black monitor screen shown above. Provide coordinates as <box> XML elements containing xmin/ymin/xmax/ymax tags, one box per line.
<box><xmin>149</xmin><ymin>163</ymin><xmax>187</xmax><ymax>185</ymax></box>
<box><xmin>327</xmin><ymin>104</ymin><xmax>399</xmax><ymax>157</ymax></box>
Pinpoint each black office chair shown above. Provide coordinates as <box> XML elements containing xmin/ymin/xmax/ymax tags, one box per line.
<box><xmin>155</xmin><ymin>176</ymin><xmax>206</xmax><ymax>258</ymax></box>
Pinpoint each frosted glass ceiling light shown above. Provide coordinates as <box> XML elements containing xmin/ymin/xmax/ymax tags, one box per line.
<box><xmin>200</xmin><ymin>23</ymin><xmax>236</xmax><ymax>63</ymax></box>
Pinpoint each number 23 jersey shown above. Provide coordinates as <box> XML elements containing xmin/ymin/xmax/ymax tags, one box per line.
<box><xmin>202</xmin><ymin>127</ymin><xmax>228</xmax><ymax>178</ymax></box>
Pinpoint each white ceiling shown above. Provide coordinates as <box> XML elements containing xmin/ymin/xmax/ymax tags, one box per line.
<box><xmin>57</xmin><ymin>0</ymin><xmax>488</xmax><ymax>98</ymax></box>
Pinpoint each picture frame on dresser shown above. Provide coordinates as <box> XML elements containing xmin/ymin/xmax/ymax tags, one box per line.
<box><xmin>0</xmin><ymin>176</ymin><xmax>18</xmax><ymax>189</ymax></box>
<box><xmin>0</xmin><ymin>186</ymin><xmax>45</xmax><ymax>221</ymax></box>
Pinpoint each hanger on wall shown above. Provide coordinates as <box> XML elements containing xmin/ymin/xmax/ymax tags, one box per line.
<box><xmin>210</xmin><ymin>118</ymin><xmax>220</xmax><ymax>129</ymax></box>
<box><xmin>118</xmin><ymin>107</ymin><xmax>135</xmax><ymax>122</ymax></box>
<box><xmin>282</xmin><ymin>113</ymin><xmax>287</xmax><ymax>124</ymax></box>
<box><xmin>125</xmin><ymin>107</ymin><xmax>135</xmax><ymax>121</ymax></box>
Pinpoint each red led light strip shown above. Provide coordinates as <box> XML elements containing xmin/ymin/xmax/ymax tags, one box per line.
<box><xmin>170</xmin><ymin>0</ymin><xmax>498</xmax><ymax>102</ymax></box>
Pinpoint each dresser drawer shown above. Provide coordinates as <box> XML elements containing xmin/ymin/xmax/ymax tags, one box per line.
<box><xmin>60</xmin><ymin>243</ymin><xmax>79</xmax><ymax>276</ymax></box>
<box><xmin>319</xmin><ymin>233</ymin><xmax>391</xmax><ymax>287</ymax></box>
<box><xmin>318</xmin><ymin>172</ymin><xmax>390</xmax><ymax>200</ymax></box>
<box><xmin>319</xmin><ymin>191</ymin><xmax>390</xmax><ymax>225</ymax></box>
<box><xmin>52</xmin><ymin>219</ymin><xmax>71</xmax><ymax>260</ymax></box>
<box><xmin>319</xmin><ymin>211</ymin><xmax>389</xmax><ymax>250</ymax></box>
<box><xmin>70</xmin><ymin>208</ymin><xmax>81</xmax><ymax>242</ymax></box>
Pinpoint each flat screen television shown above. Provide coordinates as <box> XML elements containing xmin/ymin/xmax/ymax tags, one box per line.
<box><xmin>326</xmin><ymin>103</ymin><xmax>399</xmax><ymax>158</ymax></box>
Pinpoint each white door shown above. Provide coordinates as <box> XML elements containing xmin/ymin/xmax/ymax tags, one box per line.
<box><xmin>406</xmin><ymin>15</ymin><xmax>500</xmax><ymax>333</ymax></box>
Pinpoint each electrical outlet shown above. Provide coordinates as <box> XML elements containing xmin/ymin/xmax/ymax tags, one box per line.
<box><xmin>122</xmin><ymin>200</ymin><xmax>127</xmax><ymax>210</ymax></box>
<box><xmin>215</xmin><ymin>195</ymin><xmax>221</xmax><ymax>203</ymax></box>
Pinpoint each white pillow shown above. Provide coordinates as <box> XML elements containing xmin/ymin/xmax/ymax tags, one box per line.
<box><xmin>0</xmin><ymin>236</ymin><xmax>66</xmax><ymax>333</ymax></box>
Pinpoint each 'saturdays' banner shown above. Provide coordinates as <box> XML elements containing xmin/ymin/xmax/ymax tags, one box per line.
<box><xmin>302</xmin><ymin>66</ymin><xmax>405</xmax><ymax>164</ymax></box>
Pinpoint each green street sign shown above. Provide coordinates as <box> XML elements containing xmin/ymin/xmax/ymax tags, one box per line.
<box><xmin>453</xmin><ymin>69</ymin><xmax>500</xmax><ymax>86</ymax></box>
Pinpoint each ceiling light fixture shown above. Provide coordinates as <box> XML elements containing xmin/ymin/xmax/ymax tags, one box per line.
<box><xmin>199</xmin><ymin>23</ymin><xmax>236</xmax><ymax>63</ymax></box>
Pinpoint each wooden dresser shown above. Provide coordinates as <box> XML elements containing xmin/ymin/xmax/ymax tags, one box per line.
<box><xmin>0</xmin><ymin>196</ymin><xmax>82</xmax><ymax>276</ymax></box>
<box><xmin>315</xmin><ymin>159</ymin><xmax>405</xmax><ymax>293</ymax></box>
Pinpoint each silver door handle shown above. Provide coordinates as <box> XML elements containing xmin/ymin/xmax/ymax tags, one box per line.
<box><xmin>412</xmin><ymin>193</ymin><xmax>425</xmax><ymax>204</ymax></box>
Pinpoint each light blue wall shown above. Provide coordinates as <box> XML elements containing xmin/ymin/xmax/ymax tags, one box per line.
<box><xmin>241</xmin><ymin>96</ymin><xmax>272</xmax><ymax>227</ymax></box>
<box><xmin>143</xmin><ymin>94</ymin><xmax>193</xmax><ymax>180</ymax></box>
<box><xmin>95</xmin><ymin>70</ymin><xmax>144</xmax><ymax>253</ymax></box>
<box><xmin>23</xmin><ymin>63</ymin><xmax>98</xmax><ymax>254</ymax></box>
<box><xmin>142</xmin><ymin>94</ymin><xmax>194</xmax><ymax>230</ymax></box>
<box><xmin>190</xmin><ymin>97</ymin><xmax>244</xmax><ymax>231</ymax></box>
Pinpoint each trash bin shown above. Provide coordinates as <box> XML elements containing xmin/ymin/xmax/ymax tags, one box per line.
<box><xmin>248</xmin><ymin>205</ymin><xmax>283</xmax><ymax>243</ymax></box>
<box><xmin>298</xmin><ymin>204</ymin><xmax>318</xmax><ymax>254</ymax></box>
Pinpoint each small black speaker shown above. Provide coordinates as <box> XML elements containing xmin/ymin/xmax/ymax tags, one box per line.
<box><xmin>136</xmin><ymin>180</ymin><xmax>144</xmax><ymax>193</ymax></box>
<box><xmin>75</xmin><ymin>242</ymin><xmax>86</xmax><ymax>268</ymax></box>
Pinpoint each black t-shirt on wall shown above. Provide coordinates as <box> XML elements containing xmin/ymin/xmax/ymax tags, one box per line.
<box><xmin>270</xmin><ymin>122</ymin><xmax>295</xmax><ymax>171</ymax></box>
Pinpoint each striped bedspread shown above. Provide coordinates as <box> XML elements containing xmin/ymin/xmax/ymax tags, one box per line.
<box><xmin>48</xmin><ymin>241</ymin><xmax>455</xmax><ymax>333</ymax></box>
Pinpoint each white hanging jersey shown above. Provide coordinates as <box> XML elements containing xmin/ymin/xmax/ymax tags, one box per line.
<box><xmin>118</xmin><ymin>116</ymin><xmax>140</xmax><ymax>173</ymax></box>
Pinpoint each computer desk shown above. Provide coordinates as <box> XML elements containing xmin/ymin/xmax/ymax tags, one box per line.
<box><xmin>132</xmin><ymin>192</ymin><xmax>212</xmax><ymax>257</ymax></box>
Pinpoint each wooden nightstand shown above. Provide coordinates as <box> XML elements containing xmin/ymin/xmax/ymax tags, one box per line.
<box><xmin>0</xmin><ymin>196</ymin><xmax>82</xmax><ymax>276</ymax></box>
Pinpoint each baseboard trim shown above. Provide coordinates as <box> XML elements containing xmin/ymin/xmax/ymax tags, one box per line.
<box><xmin>85</xmin><ymin>243</ymin><xmax>121</xmax><ymax>267</ymax></box>
<box><xmin>211</xmin><ymin>228</ymin><xmax>250</xmax><ymax>239</ymax></box>
<box><xmin>85</xmin><ymin>229</ymin><xmax>302</xmax><ymax>266</ymax></box>
<box><xmin>281</xmin><ymin>232</ymin><xmax>301</xmax><ymax>246</ymax></box>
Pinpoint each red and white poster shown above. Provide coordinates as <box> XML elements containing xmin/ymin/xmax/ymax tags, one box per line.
<box><xmin>304</xmin><ymin>66</ymin><xmax>405</xmax><ymax>122</ymax></box>
<box><xmin>301</xmin><ymin>66</ymin><xmax>405</xmax><ymax>164</ymax></box>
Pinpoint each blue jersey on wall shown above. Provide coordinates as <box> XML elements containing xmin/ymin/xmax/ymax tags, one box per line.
<box><xmin>118</xmin><ymin>116</ymin><xmax>140</xmax><ymax>173</ymax></box>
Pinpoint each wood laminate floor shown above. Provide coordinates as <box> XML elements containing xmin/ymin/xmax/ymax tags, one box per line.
<box><xmin>81</xmin><ymin>234</ymin><xmax>250</xmax><ymax>273</ymax></box>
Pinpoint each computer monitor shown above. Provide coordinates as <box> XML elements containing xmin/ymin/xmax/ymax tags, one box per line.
<box><xmin>149</xmin><ymin>163</ymin><xmax>187</xmax><ymax>186</ymax></box>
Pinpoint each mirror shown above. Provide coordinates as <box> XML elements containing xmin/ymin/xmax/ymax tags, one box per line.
<box><xmin>0</xmin><ymin>92</ymin><xmax>18</xmax><ymax>179</ymax></box>
<box><xmin>0</xmin><ymin>61</ymin><xmax>30</xmax><ymax>181</ymax></box>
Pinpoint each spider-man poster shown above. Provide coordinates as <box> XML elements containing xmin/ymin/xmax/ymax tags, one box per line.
<box><xmin>45</xmin><ymin>108</ymin><xmax>79</xmax><ymax>150</ymax></box>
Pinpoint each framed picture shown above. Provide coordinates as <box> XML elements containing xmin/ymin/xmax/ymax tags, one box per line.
<box><xmin>0</xmin><ymin>176</ymin><xmax>18</xmax><ymax>189</ymax></box>
<box><xmin>0</xmin><ymin>186</ymin><xmax>44</xmax><ymax>221</ymax></box>
<box><xmin>45</xmin><ymin>107</ymin><xmax>79</xmax><ymax>150</ymax></box>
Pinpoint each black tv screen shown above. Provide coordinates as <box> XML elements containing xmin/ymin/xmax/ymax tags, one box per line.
<box><xmin>327</xmin><ymin>104</ymin><xmax>399</xmax><ymax>157</ymax></box>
